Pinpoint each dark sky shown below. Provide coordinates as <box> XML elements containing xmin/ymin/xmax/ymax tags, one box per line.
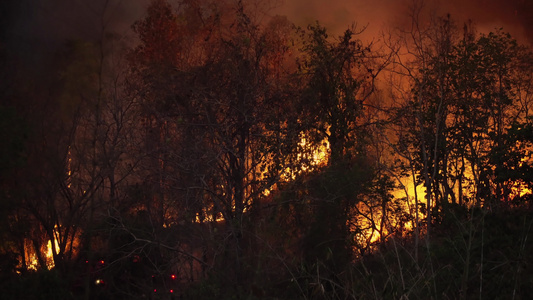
<box><xmin>1</xmin><ymin>0</ymin><xmax>532</xmax><ymax>61</ymax></box>
<box><xmin>2</xmin><ymin>0</ymin><xmax>148</xmax><ymax>47</ymax></box>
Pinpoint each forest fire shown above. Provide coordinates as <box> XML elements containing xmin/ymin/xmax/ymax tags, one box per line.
<box><xmin>21</xmin><ymin>226</ymin><xmax>81</xmax><ymax>272</ymax></box>
<box><xmin>2</xmin><ymin>0</ymin><xmax>533</xmax><ymax>299</ymax></box>
<box><xmin>23</xmin><ymin>239</ymin><xmax>56</xmax><ymax>271</ymax></box>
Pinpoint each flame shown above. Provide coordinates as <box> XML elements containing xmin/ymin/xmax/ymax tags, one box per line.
<box><xmin>24</xmin><ymin>237</ymin><xmax>57</xmax><ymax>271</ymax></box>
<box><xmin>192</xmin><ymin>133</ymin><xmax>330</xmax><ymax>223</ymax></box>
<box><xmin>45</xmin><ymin>239</ymin><xmax>58</xmax><ymax>269</ymax></box>
<box><xmin>23</xmin><ymin>226</ymin><xmax>81</xmax><ymax>271</ymax></box>
<box><xmin>66</xmin><ymin>146</ymin><xmax>72</xmax><ymax>189</ymax></box>
<box><xmin>281</xmin><ymin>134</ymin><xmax>330</xmax><ymax>181</ymax></box>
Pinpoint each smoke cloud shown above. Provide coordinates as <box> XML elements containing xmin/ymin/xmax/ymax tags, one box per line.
<box><xmin>1</xmin><ymin>0</ymin><xmax>531</xmax><ymax>74</ymax></box>
<box><xmin>272</xmin><ymin>0</ymin><xmax>533</xmax><ymax>43</ymax></box>
<box><xmin>3</xmin><ymin>0</ymin><xmax>531</xmax><ymax>51</ymax></box>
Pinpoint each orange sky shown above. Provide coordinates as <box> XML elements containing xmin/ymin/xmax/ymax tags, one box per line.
<box><xmin>271</xmin><ymin>0</ymin><xmax>533</xmax><ymax>43</ymax></box>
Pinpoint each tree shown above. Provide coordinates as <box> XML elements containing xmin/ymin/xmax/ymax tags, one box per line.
<box><xmin>126</xmin><ymin>0</ymin><xmax>300</xmax><ymax>294</ymax></box>
<box><xmin>296</xmin><ymin>22</ymin><xmax>377</xmax><ymax>164</ymax></box>
<box><xmin>0</xmin><ymin>4</ymin><xmax>141</xmax><ymax>299</ymax></box>
<box><xmin>276</xmin><ymin>22</ymin><xmax>392</xmax><ymax>281</ymax></box>
<box><xmin>391</xmin><ymin>7</ymin><xmax>533</xmax><ymax>237</ymax></box>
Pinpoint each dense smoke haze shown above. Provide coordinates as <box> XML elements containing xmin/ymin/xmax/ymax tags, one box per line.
<box><xmin>273</xmin><ymin>0</ymin><xmax>533</xmax><ymax>42</ymax></box>
<box><xmin>1</xmin><ymin>0</ymin><xmax>530</xmax><ymax>85</ymax></box>
<box><xmin>2</xmin><ymin>0</ymin><xmax>532</xmax><ymax>49</ymax></box>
